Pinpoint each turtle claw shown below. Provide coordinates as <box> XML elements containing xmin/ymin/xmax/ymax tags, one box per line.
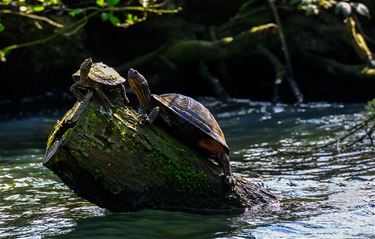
<box><xmin>224</xmin><ymin>175</ymin><xmax>236</xmax><ymax>188</ymax></box>
<box><xmin>138</xmin><ymin>114</ymin><xmax>150</xmax><ymax>125</ymax></box>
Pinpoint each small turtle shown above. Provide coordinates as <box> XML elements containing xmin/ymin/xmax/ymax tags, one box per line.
<box><xmin>127</xmin><ymin>68</ymin><xmax>235</xmax><ymax>187</ymax></box>
<box><xmin>70</xmin><ymin>58</ymin><xmax>129</xmax><ymax>112</ymax></box>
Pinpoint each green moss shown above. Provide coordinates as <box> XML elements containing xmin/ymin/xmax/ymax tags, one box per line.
<box><xmin>79</xmin><ymin>106</ymin><xmax>109</xmax><ymax>136</ymax></box>
<box><xmin>81</xmin><ymin>138</ymin><xmax>95</xmax><ymax>152</ymax></box>
<box><xmin>149</xmin><ymin>151</ymin><xmax>208</xmax><ymax>192</ymax></box>
<box><xmin>111</xmin><ymin>119</ymin><xmax>139</xmax><ymax>150</ymax></box>
<box><xmin>62</xmin><ymin>102</ymin><xmax>210</xmax><ymax>193</ymax></box>
<box><xmin>82</xmin><ymin>106</ymin><xmax>102</xmax><ymax>124</ymax></box>
<box><xmin>62</xmin><ymin>128</ymin><xmax>74</xmax><ymax>141</ymax></box>
<box><xmin>46</xmin><ymin>119</ymin><xmax>65</xmax><ymax>149</ymax></box>
<box><xmin>116</xmin><ymin>112</ymin><xmax>212</xmax><ymax>192</ymax></box>
<box><xmin>46</xmin><ymin>101</ymin><xmax>89</xmax><ymax>150</ymax></box>
<box><xmin>112</xmin><ymin>121</ymin><xmax>127</xmax><ymax>140</ymax></box>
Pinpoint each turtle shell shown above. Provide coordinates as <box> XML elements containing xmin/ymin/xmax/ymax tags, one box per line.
<box><xmin>73</xmin><ymin>62</ymin><xmax>125</xmax><ymax>85</ymax></box>
<box><xmin>153</xmin><ymin>93</ymin><xmax>229</xmax><ymax>154</ymax></box>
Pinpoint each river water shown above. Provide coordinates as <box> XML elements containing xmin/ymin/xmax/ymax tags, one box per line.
<box><xmin>0</xmin><ymin>101</ymin><xmax>374</xmax><ymax>238</ymax></box>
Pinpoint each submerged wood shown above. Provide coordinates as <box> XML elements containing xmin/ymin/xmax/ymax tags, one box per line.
<box><xmin>43</xmin><ymin>92</ymin><xmax>277</xmax><ymax>213</ymax></box>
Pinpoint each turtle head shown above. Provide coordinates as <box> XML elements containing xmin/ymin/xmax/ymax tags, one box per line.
<box><xmin>79</xmin><ymin>58</ymin><xmax>93</xmax><ymax>83</ymax></box>
<box><xmin>128</xmin><ymin>68</ymin><xmax>151</xmax><ymax>109</ymax></box>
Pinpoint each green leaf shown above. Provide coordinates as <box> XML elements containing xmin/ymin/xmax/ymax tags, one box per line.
<box><xmin>33</xmin><ymin>5</ymin><xmax>45</xmax><ymax>12</ymax></box>
<box><xmin>2</xmin><ymin>0</ymin><xmax>11</xmax><ymax>5</ymax></box>
<box><xmin>125</xmin><ymin>14</ymin><xmax>136</xmax><ymax>25</ymax></box>
<box><xmin>2</xmin><ymin>47</ymin><xmax>11</xmax><ymax>54</ymax></box>
<box><xmin>69</xmin><ymin>8</ymin><xmax>83</xmax><ymax>16</ymax></box>
<box><xmin>0</xmin><ymin>49</ymin><xmax>6</xmax><ymax>62</ymax></box>
<box><xmin>0</xmin><ymin>23</ymin><xmax>4</xmax><ymax>33</ymax></box>
<box><xmin>351</xmin><ymin>2</ymin><xmax>371</xmax><ymax>19</ymax></box>
<box><xmin>335</xmin><ymin>2</ymin><xmax>352</xmax><ymax>18</ymax></box>
<box><xmin>109</xmin><ymin>14</ymin><xmax>120</xmax><ymax>26</ymax></box>
<box><xmin>96</xmin><ymin>0</ymin><xmax>106</xmax><ymax>7</ymax></box>
<box><xmin>107</xmin><ymin>0</ymin><xmax>120</xmax><ymax>6</ymax></box>
<box><xmin>101</xmin><ymin>12</ymin><xmax>109</xmax><ymax>22</ymax></box>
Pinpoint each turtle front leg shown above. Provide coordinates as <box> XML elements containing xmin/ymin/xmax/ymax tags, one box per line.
<box><xmin>216</xmin><ymin>153</ymin><xmax>236</xmax><ymax>188</ymax></box>
<box><xmin>119</xmin><ymin>84</ymin><xmax>130</xmax><ymax>105</ymax></box>
<box><xmin>93</xmin><ymin>85</ymin><xmax>115</xmax><ymax>113</ymax></box>
<box><xmin>70</xmin><ymin>82</ymin><xmax>88</xmax><ymax>101</ymax></box>
<box><xmin>138</xmin><ymin>107</ymin><xmax>160</xmax><ymax>125</ymax></box>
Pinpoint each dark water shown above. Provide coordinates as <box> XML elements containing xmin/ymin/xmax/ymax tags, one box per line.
<box><xmin>0</xmin><ymin>101</ymin><xmax>374</xmax><ymax>238</ymax></box>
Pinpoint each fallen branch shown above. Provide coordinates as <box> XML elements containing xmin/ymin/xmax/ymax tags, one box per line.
<box><xmin>318</xmin><ymin>114</ymin><xmax>375</xmax><ymax>149</ymax></box>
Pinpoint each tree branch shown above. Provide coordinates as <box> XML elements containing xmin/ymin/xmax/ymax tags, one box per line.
<box><xmin>0</xmin><ymin>9</ymin><xmax>64</xmax><ymax>28</ymax></box>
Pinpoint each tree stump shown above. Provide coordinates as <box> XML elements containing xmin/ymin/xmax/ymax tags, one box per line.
<box><xmin>43</xmin><ymin>92</ymin><xmax>277</xmax><ymax>213</ymax></box>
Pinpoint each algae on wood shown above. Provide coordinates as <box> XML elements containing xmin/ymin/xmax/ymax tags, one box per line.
<box><xmin>43</xmin><ymin>93</ymin><xmax>277</xmax><ymax>213</ymax></box>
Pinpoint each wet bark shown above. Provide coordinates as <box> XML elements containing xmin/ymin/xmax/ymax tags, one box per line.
<box><xmin>43</xmin><ymin>92</ymin><xmax>277</xmax><ymax>213</ymax></box>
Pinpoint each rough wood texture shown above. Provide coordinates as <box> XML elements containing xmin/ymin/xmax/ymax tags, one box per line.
<box><xmin>43</xmin><ymin>93</ymin><xmax>277</xmax><ymax>213</ymax></box>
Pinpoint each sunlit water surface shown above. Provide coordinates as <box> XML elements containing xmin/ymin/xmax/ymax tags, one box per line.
<box><xmin>0</xmin><ymin>101</ymin><xmax>374</xmax><ymax>239</ymax></box>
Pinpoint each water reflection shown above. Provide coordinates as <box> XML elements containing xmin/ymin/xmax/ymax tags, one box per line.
<box><xmin>0</xmin><ymin>102</ymin><xmax>374</xmax><ymax>238</ymax></box>
<box><xmin>61</xmin><ymin>211</ymin><xmax>232</xmax><ymax>239</ymax></box>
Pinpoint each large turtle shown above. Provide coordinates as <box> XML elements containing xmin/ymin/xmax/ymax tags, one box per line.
<box><xmin>127</xmin><ymin>68</ymin><xmax>235</xmax><ymax>187</ymax></box>
<box><xmin>70</xmin><ymin>58</ymin><xmax>129</xmax><ymax>111</ymax></box>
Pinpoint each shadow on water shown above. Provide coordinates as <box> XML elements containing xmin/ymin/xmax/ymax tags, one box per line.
<box><xmin>0</xmin><ymin>100</ymin><xmax>374</xmax><ymax>238</ymax></box>
<box><xmin>60</xmin><ymin>211</ymin><xmax>235</xmax><ymax>239</ymax></box>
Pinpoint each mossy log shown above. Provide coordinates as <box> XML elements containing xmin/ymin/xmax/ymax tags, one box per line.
<box><xmin>43</xmin><ymin>92</ymin><xmax>277</xmax><ymax>213</ymax></box>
